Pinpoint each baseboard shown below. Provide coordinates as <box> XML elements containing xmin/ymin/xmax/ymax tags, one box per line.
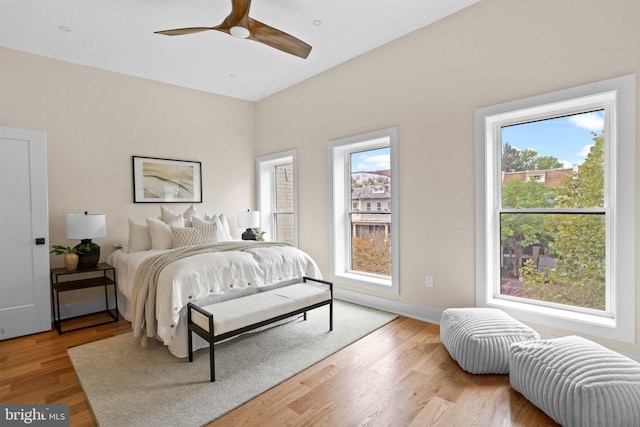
<box><xmin>334</xmin><ymin>289</ymin><xmax>640</xmax><ymax>362</ymax></box>
<box><xmin>333</xmin><ymin>288</ymin><xmax>443</xmax><ymax>325</ymax></box>
<box><xmin>54</xmin><ymin>298</ymin><xmax>117</xmax><ymax>321</ymax></box>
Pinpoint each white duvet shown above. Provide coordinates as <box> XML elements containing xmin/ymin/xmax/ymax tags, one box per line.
<box><xmin>106</xmin><ymin>244</ymin><xmax>322</xmax><ymax>357</ymax></box>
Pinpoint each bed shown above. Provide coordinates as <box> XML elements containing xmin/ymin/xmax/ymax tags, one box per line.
<box><xmin>106</xmin><ymin>240</ymin><xmax>322</xmax><ymax>358</ymax></box>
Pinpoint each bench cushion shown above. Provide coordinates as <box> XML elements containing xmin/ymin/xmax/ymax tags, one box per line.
<box><xmin>509</xmin><ymin>335</ymin><xmax>640</xmax><ymax>427</ymax></box>
<box><xmin>440</xmin><ymin>307</ymin><xmax>539</xmax><ymax>374</ymax></box>
<box><xmin>192</xmin><ymin>283</ymin><xmax>331</xmax><ymax>336</ymax></box>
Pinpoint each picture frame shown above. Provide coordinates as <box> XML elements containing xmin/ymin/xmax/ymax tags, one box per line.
<box><xmin>132</xmin><ymin>156</ymin><xmax>202</xmax><ymax>203</ymax></box>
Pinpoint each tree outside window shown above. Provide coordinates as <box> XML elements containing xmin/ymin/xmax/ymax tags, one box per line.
<box><xmin>499</xmin><ymin>112</ymin><xmax>606</xmax><ymax>311</ymax></box>
<box><xmin>330</xmin><ymin>127</ymin><xmax>398</xmax><ymax>293</ymax></box>
<box><xmin>350</xmin><ymin>147</ymin><xmax>391</xmax><ymax>276</ymax></box>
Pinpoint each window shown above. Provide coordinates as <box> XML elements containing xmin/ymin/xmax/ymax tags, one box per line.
<box><xmin>475</xmin><ymin>75</ymin><xmax>635</xmax><ymax>342</ymax></box>
<box><xmin>330</xmin><ymin>127</ymin><xmax>399</xmax><ymax>293</ymax></box>
<box><xmin>500</xmin><ymin>110</ymin><xmax>609</xmax><ymax>311</ymax></box>
<box><xmin>257</xmin><ymin>150</ymin><xmax>297</xmax><ymax>246</ymax></box>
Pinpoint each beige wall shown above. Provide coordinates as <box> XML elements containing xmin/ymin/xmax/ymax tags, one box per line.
<box><xmin>255</xmin><ymin>0</ymin><xmax>639</xmax><ymax>354</ymax></box>
<box><xmin>1</xmin><ymin>47</ymin><xmax>256</xmax><ymax>304</ymax></box>
<box><xmin>1</xmin><ymin>0</ymin><xmax>638</xmax><ymax>355</ymax></box>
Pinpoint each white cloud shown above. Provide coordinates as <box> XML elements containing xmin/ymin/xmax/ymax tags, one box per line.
<box><xmin>578</xmin><ymin>144</ymin><xmax>594</xmax><ymax>158</ymax></box>
<box><xmin>568</xmin><ymin>112</ymin><xmax>604</xmax><ymax>132</ymax></box>
<box><xmin>357</xmin><ymin>154</ymin><xmax>390</xmax><ymax>171</ymax></box>
<box><xmin>560</xmin><ymin>160</ymin><xmax>574</xmax><ymax>168</ymax></box>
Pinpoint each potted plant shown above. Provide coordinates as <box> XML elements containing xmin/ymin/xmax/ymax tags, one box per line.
<box><xmin>252</xmin><ymin>228</ymin><xmax>266</xmax><ymax>241</ymax></box>
<box><xmin>50</xmin><ymin>244</ymin><xmax>90</xmax><ymax>271</ymax></box>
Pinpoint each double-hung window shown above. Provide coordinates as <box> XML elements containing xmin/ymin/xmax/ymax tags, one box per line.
<box><xmin>330</xmin><ymin>127</ymin><xmax>399</xmax><ymax>293</ymax></box>
<box><xmin>257</xmin><ymin>150</ymin><xmax>297</xmax><ymax>246</ymax></box>
<box><xmin>475</xmin><ymin>75</ymin><xmax>635</xmax><ymax>342</ymax></box>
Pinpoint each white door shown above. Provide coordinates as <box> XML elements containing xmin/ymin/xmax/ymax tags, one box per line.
<box><xmin>0</xmin><ymin>126</ymin><xmax>51</xmax><ymax>339</ymax></box>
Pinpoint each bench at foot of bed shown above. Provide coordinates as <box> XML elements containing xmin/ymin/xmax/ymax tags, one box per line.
<box><xmin>187</xmin><ymin>276</ymin><xmax>333</xmax><ymax>382</ymax></box>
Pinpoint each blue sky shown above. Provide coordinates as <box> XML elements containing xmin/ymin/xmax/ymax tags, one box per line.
<box><xmin>351</xmin><ymin>147</ymin><xmax>390</xmax><ymax>172</ymax></box>
<box><xmin>502</xmin><ymin>110</ymin><xmax>604</xmax><ymax>168</ymax></box>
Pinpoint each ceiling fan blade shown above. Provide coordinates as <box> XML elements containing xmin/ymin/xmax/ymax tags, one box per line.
<box><xmin>227</xmin><ymin>0</ymin><xmax>251</xmax><ymax>26</ymax></box>
<box><xmin>154</xmin><ymin>0</ymin><xmax>313</xmax><ymax>59</ymax></box>
<box><xmin>212</xmin><ymin>0</ymin><xmax>250</xmax><ymax>35</ymax></box>
<box><xmin>168</xmin><ymin>0</ymin><xmax>249</xmax><ymax>37</ymax></box>
<box><xmin>249</xmin><ymin>19</ymin><xmax>312</xmax><ymax>59</ymax></box>
<box><xmin>154</xmin><ymin>27</ymin><xmax>213</xmax><ymax>36</ymax></box>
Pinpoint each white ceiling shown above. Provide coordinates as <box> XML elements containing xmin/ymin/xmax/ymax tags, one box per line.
<box><xmin>0</xmin><ymin>0</ymin><xmax>479</xmax><ymax>101</ymax></box>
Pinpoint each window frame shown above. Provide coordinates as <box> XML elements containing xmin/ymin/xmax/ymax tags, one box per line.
<box><xmin>475</xmin><ymin>74</ymin><xmax>636</xmax><ymax>343</ymax></box>
<box><xmin>256</xmin><ymin>150</ymin><xmax>298</xmax><ymax>247</ymax></box>
<box><xmin>329</xmin><ymin>127</ymin><xmax>399</xmax><ymax>294</ymax></box>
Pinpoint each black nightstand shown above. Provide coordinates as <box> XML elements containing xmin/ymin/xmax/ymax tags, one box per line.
<box><xmin>50</xmin><ymin>263</ymin><xmax>119</xmax><ymax>334</ymax></box>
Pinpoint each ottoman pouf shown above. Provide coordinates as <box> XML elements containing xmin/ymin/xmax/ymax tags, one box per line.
<box><xmin>509</xmin><ymin>335</ymin><xmax>640</xmax><ymax>427</ymax></box>
<box><xmin>440</xmin><ymin>307</ymin><xmax>539</xmax><ymax>374</ymax></box>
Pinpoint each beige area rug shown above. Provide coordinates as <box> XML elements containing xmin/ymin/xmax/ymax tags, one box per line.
<box><xmin>68</xmin><ymin>301</ymin><xmax>397</xmax><ymax>427</ymax></box>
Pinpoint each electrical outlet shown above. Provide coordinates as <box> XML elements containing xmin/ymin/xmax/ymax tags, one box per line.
<box><xmin>426</xmin><ymin>275</ymin><xmax>434</xmax><ymax>288</ymax></box>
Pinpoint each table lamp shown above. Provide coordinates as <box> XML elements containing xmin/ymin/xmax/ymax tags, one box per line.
<box><xmin>237</xmin><ymin>210</ymin><xmax>260</xmax><ymax>240</ymax></box>
<box><xmin>67</xmin><ymin>212</ymin><xmax>106</xmax><ymax>268</ymax></box>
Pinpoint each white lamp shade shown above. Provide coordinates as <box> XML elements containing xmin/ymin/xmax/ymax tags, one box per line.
<box><xmin>237</xmin><ymin>210</ymin><xmax>260</xmax><ymax>229</ymax></box>
<box><xmin>66</xmin><ymin>214</ymin><xmax>106</xmax><ymax>239</ymax></box>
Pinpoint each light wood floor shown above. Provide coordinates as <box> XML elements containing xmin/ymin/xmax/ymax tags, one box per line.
<box><xmin>0</xmin><ymin>314</ymin><xmax>557</xmax><ymax>426</ymax></box>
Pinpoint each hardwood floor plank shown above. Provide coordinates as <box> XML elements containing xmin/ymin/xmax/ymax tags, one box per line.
<box><xmin>0</xmin><ymin>318</ymin><xmax>131</xmax><ymax>426</ymax></box>
<box><xmin>408</xmin><ymin>395</ymin><xmax>455</xmax><ymax>427</ymax></box>
<box><xmin>0</xmin><ymin>314</ymin><xmax>557</xmax><ymax>427</ymax></box>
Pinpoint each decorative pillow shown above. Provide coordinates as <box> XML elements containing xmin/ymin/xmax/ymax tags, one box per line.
<box><xmin>193</xmin><ymin>215</ymin><xmax>232</xmax><ymax>241</ymax></box>
<box><xmin>161</xmin><ymin>205</ymin><xmax>198</xmax><ymax>227</ymax></box>
<box><xmin>172</xmin><ymin>222</ymin><xmax>218</xmax><ymax>248</ymax></box>
<box><xmin>182</xmin><ymin>204</ymin><xmax>198</xmax><ymax>226</ymax></box>
<box><xmin>218</xmin><ymin>213</ymin><xmax>232</xmax><ymax>240</ymax></box>
<box><xmin>147</xmin><ymin>217</ymin><xmax>183</xmax><ymax>249</ymax></box>
<box><xmin>160</xmin><ymin>206</ymin><xmax>182</xmax><ymax>223</ymax></box>
<box><xmin>128</xmin><ymin>218</ymin><xmax>151</xmax><ymax>252</ymax></box>
<box><xmin>203</xmin><ymin>213</ymin><xmax>231</xmax><ymax>240</ymax></box>
<box><xmin>191</xmin><ymin>215</ymin><xmax>211</xmax><ymax>228</ymax></box>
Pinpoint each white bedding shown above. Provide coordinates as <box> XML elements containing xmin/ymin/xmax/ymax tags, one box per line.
<box><xmin>106</xmin><ymin>243</ymin><xmax>322</xmax><ymax>357</ymax></box>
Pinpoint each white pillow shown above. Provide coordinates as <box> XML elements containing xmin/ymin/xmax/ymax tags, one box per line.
<box><xmin>202</xmin><ymin>213</ymin><xmax>233</xmax><ymax>241</ymax></box>
<box><xmin>192</xmin><ymin>215</ymin><xmax>231</xmax><ymax>240</ymax></box>
<box><xmin>218</xmin><ymin>213</ymin><xmax>232</xmax><ymax>240</ymax></box>
<box><xmin>172</xmin><ymin>222</ymin><xmax>218</xmax><ymax>248</ymax></box>
<box><xmin>146</xmin><ymin>217</ymin><xmax>183</xmax><ymax>249</ymax></box>
<box><xmin>160</xmin><ymin>206</ymin><xmax>181</xmax><ymax>223</ymax></box>
<box><xmin>128</xmin><ymin>218</ymin><xmax>151</xmax><ymax>252</ymax></box>
<box><xmin>161</xmin><ymin>205</ymin><xmax>198</xmax><ymax>227</ymax></box>
<box><xmin>191</xmin><ymin>216</ymin><xmax>211</xmax><ymax>227</ymax></box>
<box><xmin>183</xmin><ymin>204</ymin><xmax>198</xmax><ymax>226</ymax></box>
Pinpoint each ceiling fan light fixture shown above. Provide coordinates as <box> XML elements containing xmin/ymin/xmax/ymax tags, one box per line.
<box><xmin>230</xmin><ymin>26</ymin><xmax>250</xmax><ymax>39</ymax></box>
<box><xmin>155</xmin><ymin>0</ymin><xmax>312</xmax><ymax>58</ymax></box>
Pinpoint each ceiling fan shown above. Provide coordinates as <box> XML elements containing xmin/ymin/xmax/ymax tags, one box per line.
<box><xmin>154</xmin><ymin>0</ymin><xmax>312</xmax><ymax>59</ymax></box>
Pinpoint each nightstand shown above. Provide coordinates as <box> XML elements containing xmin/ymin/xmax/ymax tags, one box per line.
<box><xmin>50</xmin><ymin>263</ymin><xmax>119</xmax><ymax>334</ymax></box>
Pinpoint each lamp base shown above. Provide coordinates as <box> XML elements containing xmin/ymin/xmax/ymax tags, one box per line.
<box><xmin>241</xmin><ymin>228</ymin><xmax>258</xmax><ymax>241</ymax></box>
<box><xmin>76</xmin><ymin>239</ymin><xmax>100</xmax><ymax>269</ymax></box>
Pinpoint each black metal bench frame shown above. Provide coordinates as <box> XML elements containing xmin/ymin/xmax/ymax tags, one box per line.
<box><xmin>187</xmin><ymin>276</ymin><xmax>333</xmax><ymax>382</ymax></box>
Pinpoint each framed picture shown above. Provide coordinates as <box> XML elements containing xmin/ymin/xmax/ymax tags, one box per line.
<box><xmin>132</xmin><ymin>156</ymin><xmax>202</xmax><ymax>203</ymax></box>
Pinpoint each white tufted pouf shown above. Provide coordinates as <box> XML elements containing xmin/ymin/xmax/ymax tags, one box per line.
<box><xmin>510</xmin><ymin>335</ymin><xmax>640</xmax><ymax>427</ymax></box>
<box><xmin>440</xmin><ymin>307</ymin><xmax>539</xmax><ymax>374</ymax></box>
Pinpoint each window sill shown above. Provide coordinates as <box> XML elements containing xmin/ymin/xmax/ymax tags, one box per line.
<box><xmin>333</xmin><ymin>272</ymin><xmax>398</xmax><ymax>294</ymax></box>
<box><xmin>482</xmin><ymin>295</ymin><xmax>633</xmax><ymax>343</ymax></box>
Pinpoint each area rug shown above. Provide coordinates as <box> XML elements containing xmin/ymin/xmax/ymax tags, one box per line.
<box><xmin>68</xmin><ymin>301</ymin><xmax>396</xmax><ymax>427</ymax></box>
